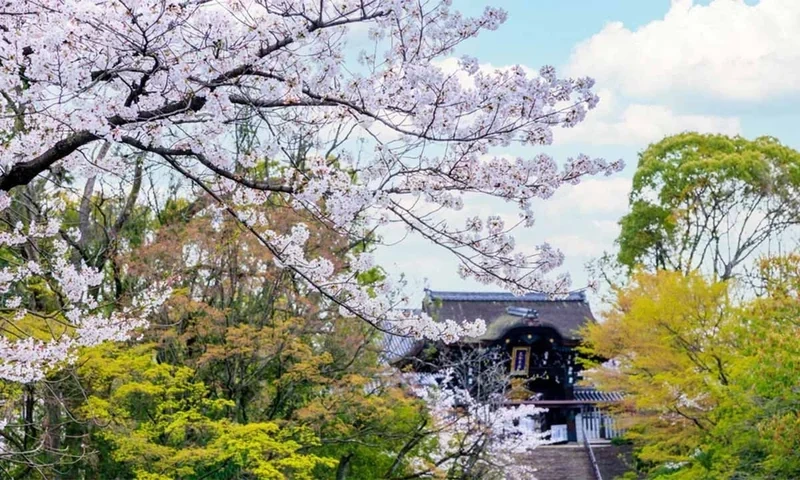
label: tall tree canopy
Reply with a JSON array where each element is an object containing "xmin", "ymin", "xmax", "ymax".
[
  {"xmin": 0, "ymin": 191, "xmax": 545, "ymax": 479},
  {"xmin": 0, "ymin": 0, "xmax": 622, "ymax": 381},
  {"xmin": 581, "ymin": 259, "xmax": 800, "ymax": 479},
  {"xmin": 617, "ymin": 133, "xmax": 800, "ymax": 280}
]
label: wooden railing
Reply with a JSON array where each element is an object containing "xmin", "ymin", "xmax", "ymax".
[
  {"xmin": 578, "ymin": 406, "xmax": 625, "ymax": 441},
  {"xmin": 583, "ymin": 435, "xmax": 603, "ymax": 480}
]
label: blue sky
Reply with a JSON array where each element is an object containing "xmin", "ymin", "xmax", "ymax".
[
  {"xmin": 455, "ymin": 1, "xmax": 676, "ymax": 66},
  {"xmin": 374, "ymin": 0, "xmax": 800, "ymax": 306}
]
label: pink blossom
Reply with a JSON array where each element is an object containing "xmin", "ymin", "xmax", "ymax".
[{"xmin": 0, "ymin": 0, "xmax": 623, "ymax": 381}]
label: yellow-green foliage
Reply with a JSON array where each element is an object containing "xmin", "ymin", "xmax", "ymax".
[
  {"xmin": 582, "ymin": 262, "xmax": 800, "ymax": 479},
  {"xmin": 78, "ymin": 343, "xmax": 335, "ymax": 479},
  {"xmin": 0, "ymin": 194, "xmax": 437, "ymax": 480}
]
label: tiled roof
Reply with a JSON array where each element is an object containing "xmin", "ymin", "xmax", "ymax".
[
  {"xmin": 424, "ymin": 289, "xmax": 595, "ymax": 342},
  {"xmin": 381, "ymin": 331, "xmax": 421, "ymax": 363},
  {"xmin": 379, "ymin": 310, "xmax": 423, "ymax": 364},
  {"xmin": 574, "ymin": 387, "xmax": 624, "ymax": 403},
  {"xmin": 425, "ymin": 290, "xmax": 587, "ymax": 302}
]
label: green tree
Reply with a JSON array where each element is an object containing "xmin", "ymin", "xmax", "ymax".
[
  {"xmin": 582, "ymin": 260, "xmax": 800, "ymax": 479},
  {"xmin": 113, "ymin": 201, "xmax": 437, "ymax": 479},
  {"xmin": 78, "ymin": 342, "xmax": 334, "ymax": 479},
  {"xmin": 579, "ymin": 270, "xmax": 736, "ymax": 474},
  {"xmin": 584, "ymin": 133, "xmax": 800, "ymax": 478},
  {"xmin": 0, "ymin": 181, "xmax": 505, "ymax": 479},
  {"xmin": 707, "ymin": 255, "xmax": 800, "ymax": 479},
  {"xmin": 617, "ymin": 133, "xmax": 800, "ymax": 280},
  {"xmin": 0, "ymin": 171, "xmax": 157, "ymax": 479}
]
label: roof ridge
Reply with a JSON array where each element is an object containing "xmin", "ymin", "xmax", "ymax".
[{"xmin": 424, "ymin": 289, "xmax": 587, "ymax": 302}]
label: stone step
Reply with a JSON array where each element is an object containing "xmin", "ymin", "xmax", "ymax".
[{"xmin": 521, "ymin": 443, "xmax": 595, "ymax": 480}]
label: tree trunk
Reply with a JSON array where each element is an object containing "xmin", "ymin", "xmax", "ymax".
[
  {"xmin": 336, "ymin": 453, "xmax": 353, "ymax": 480},
  {"xmin": 43, "ymin": 389, "xmax": 63, "ymax": 480}
]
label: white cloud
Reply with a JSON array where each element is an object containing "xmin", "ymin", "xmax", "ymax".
[
  {"xmin": 555, "ymin": 90, "xmax": 741, "ymax": 145},
  {"xmin": 543, "ymin": 177, "xmax": 632, "ymax": 216},
  {"xmin": 545, "ymin": 234, "xmax": 606, "ymax": 258},
  {"xmin": 590, "ymin": 220, "xmax": 621, "ymax": 237},
  {"xmin": 566, "ymin": 0, "xmax": 800, "ymax": 102}
]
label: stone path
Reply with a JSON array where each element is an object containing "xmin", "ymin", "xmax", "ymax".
[
  {"xmin": 522, "ymin": 443, "xmax": 595, "ymax": 480},
  {"xmin": 518, "ymin": 442, "xmax": 638, "ymax": 480}
]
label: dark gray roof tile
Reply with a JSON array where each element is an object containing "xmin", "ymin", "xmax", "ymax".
[{"xmin": 424, "ymin": 289, "xmax": 595, "ymax": 342}]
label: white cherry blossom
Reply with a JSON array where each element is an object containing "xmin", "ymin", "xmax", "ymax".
[{"xmin": 0, "ymin": 0, "xmax": 623, "ymax": 379}]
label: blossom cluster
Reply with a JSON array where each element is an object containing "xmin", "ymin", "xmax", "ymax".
[
  {"xmin": 408, "ymin": 371, "xmax": 549, "ymax": 479},
  {"xmin": 0, "ymin": 0, "xmax": 622, "ymax": 378},
  {"xmin": 0, "ymin": 200, "xmax": 169, "ymax": 382}
]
